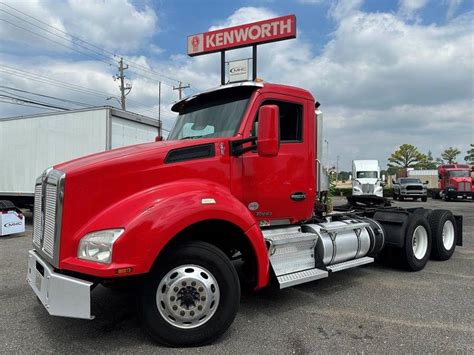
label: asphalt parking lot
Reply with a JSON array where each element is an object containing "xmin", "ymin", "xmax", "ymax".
[{"xmin": 1, "ymin": 197, "xmax": 473, "ymax": 353}]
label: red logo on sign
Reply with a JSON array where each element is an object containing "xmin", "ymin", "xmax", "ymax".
[{"xmin": 192, "ymin": 36, "xmax": 200, "ymax": 51}]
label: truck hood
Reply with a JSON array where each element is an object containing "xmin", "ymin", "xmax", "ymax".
[
  {"xmin": 55, "ymin": 138, "xmax": 220, "ymax": 174},
  {"xmin": 450, "ymin": 177, "xmax": 471, "ymax": 183},
  {"xmin": 354, "ymin": 178, "xmax": 379, "ymax": 184}
]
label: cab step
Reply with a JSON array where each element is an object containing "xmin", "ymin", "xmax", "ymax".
[
  {"xmin": 277, "ymin": 268, "xmax": 328, "ymax": 289},
  {"xmin": 326, "ymin": 256, "xmax": 374, "ymax": 273}
]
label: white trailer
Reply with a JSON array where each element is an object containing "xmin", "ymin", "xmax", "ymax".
[
  {"xmin": 352, "ymin": 160, "xmax": 384, "ymax": 197},
  {"xmin": 0, "ymin": 107, "xmax": 160, "ymax": 207}
]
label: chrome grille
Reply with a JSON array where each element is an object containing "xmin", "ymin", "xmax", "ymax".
[
  {"xmin": 361, "ymin": 184, "xmax": 375, "ymax": 194},
  {"xmin": 407, "ymin": 185, "xmax": 422, "ymax": 191},
  {"xmin": 32, "ymin": 169, "xmax": 65, "ymax": 267},
  {"xmin": 458, "ymin": 182, "xmax": 471, "ymax": 192}
]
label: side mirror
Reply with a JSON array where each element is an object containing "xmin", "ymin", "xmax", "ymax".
[
  {"xmin": 392, "ymin": 179, "xmax": 396, "ymax": 184},
  {"xmin": 425, "ymin": 180, "xmax": 429, "ymax": 185},
  {"xmin": 257, "ymin": 105, "xmax": 279, "ymax": 157},
  {"xmin": 155, "ymin": 135, "xmax": 163, "ymax": 142}
]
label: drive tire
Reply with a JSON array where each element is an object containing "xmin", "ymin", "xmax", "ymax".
[
  {"xmin": 399, "ymin": 196, "xmax": 404, "ymax": 201},
  {"xmin": 428, "ymin": 210, "xmax": 456, "ymax": 261},
  {"xmin": 401, "ymin": 213, "xmax": 432, "ymax": 271},
  {"xmin": 421, "ymin": 197, "xmax": 427, "ymax": 202},
  {"xmin": 137, "ymin": 241, "xmax": 240, "ymax": 347}
]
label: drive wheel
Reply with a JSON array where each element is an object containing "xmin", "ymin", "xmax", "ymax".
[
  {"xmin": 428, "ymin": 210, "xmax": 456, "ymax": 261},
  {"xmin": 401, "ymin": 213, "xmax": 432, "ymax": 271},
  {"xmin": 138, "ymin": 241, "xmax": 240, "ymax": 347}
]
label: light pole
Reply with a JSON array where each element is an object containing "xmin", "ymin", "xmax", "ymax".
[{"xmin": 336, "ymin": 155, "xmax": 339, "ymax": 181}]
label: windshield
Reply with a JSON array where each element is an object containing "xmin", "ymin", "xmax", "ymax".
[
  {"xmin": 168, "ymin": 87, "xmax": 254, "ymax": 140},
  {"xmin": 400, "ymin": 178, "xmax": 421, "ymax": 184},
  {"xmin": 448, "ymin": 170, "xmax": 470, "ymax": 178},
  {"xmin": 357, "ymin": 171, "xmax": 378, "ymax": 179}
]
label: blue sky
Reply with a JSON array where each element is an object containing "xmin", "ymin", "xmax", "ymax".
[{"xmin": 0, "ymin": 0, "xmax": 472, "ymax": 170}]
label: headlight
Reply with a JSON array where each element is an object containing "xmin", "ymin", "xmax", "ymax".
[{"xmin": 78, "ymin": 229, "xmax": 124, "ymax": 264}]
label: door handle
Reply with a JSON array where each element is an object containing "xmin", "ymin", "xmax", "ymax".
[{"xmin": 290, "ymin": 192, "xmax": 306, "ymax": 201}]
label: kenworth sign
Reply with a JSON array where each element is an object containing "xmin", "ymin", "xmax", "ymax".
[{"xmin": 187, "ymin": 15, "xmax": 296, "ymax": 56}]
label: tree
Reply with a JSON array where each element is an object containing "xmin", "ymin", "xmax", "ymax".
[
  {"xmin": 464, "ymin": 144, "xmax": 474, "ymax": 165},
  {"xmin": 416, "ymin": 150, "xmax": 438, "ymax": 169},
  {"xmin": 441, "ymin": 147, "xmax": 461, "ymax": 164},
  {"xmin": 388, "ymin": 144, "xmax": 424, "ymax": 169}
]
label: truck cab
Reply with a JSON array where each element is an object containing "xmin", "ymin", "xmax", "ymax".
[
  {"xmin": 351, "ymin": 160, "xmax": 384, "ymax": 197},
  {"xmin": 435, "ymin": 164, "xmax": 473, "ymax": 200},
  {"xmin": 27, "ymin": 81, "xmax": 463, "ymax": 347}
]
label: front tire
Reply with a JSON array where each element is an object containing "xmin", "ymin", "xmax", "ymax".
[
  {"xmin": 428, "ymin": 210, "xmax": 456, "ymax": 261},
  {"xmin": 421, "ymin": 196, "xmax": 427, "ymax": 202},
  {"xmin": 138, "ymin": 241, "xmax": 240, "ymax": 347},
  {"xmin": 401, "ymin": 213, "xmax": 432, "ymax": 271}
]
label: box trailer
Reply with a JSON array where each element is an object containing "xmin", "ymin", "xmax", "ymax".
[{"xmin": 0, "ymin": 107, "xmax": 160, "ymax": 208}]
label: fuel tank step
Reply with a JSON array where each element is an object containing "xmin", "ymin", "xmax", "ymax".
[
  {"xmin": 277, "ymin": 268, "xmax": 328, "ymax": 289},
  {"xmin": 263, "ymin": 226, "xmax": 317, "ymax": 277},
  {"xmin": 326, "ymin": 256, "xmax": 374, "ymax": 273}
]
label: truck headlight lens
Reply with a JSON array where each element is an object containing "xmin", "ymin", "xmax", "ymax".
[{"xmin": 78, "ymin": 229, "xmax": 124, "ymax": 264}]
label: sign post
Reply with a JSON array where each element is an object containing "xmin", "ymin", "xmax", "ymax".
[{"xmin": 187, "ymin": 15, "xmax": 296, "ymax": 85}]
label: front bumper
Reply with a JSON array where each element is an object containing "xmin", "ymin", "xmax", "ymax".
[
  {"xmin": 27, "ymin": 250, "xmax": 94, "ymax": 319},
  {"xmin": 447, "ymin": 190, "xmax": 473, "ymax": 200},
  {"xmin": 400, "ymin": 191, "xmax": 426, "ymax": 197}
]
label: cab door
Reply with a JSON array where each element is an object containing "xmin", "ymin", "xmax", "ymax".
[{"xmin": 236, "ymin": 94, "xmax": 315, "ymax": 224}]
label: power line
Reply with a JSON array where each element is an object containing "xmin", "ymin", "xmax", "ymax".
[
  {"xmin": 0, "ymin": 86, "xmax": 95, "ymax": 107},
  {"xmin": 0, "ymin": 98, "xmax": 64, "ymax": 112},
  {"xmin": 0, "ymin": 2, "xmax": 198, "ymax": 90},
  {"xmin": 0, "ymin": 94, "xmax": 70, "ymax": 110}
]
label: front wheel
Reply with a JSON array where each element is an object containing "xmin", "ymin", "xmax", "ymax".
[
  {"xmin": 138, "ymin": 241, "xmax": 240, "ymax": 347},
  {"xmin": 421, "ymin": 196, "xmax": 427, "ymax": 202}
]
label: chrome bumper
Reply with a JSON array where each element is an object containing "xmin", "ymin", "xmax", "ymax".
[{"xmin": 27, "ymin": 250, "xmax": 94, "ymax": 320}]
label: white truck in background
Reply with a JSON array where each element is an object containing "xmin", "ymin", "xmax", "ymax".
[
  {"xmin": 0, "ymin": 107, "xmax": 160, "ymax": 209},
  {"xmin": 352, "ymin": 160, "xmax": 384, "ymax": 197}
]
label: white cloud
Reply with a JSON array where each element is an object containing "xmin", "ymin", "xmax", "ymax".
[
  {"xmin": 398, "ymin": 0, "xmax": 429, "ymax": 20},
  {"xmin": 328, "ymin": 0, "xmax": 364, "ymax": 21},
  {"xmin": 444, "ymin": 0, "xmax": 464, "ymax": 19},
  {"xmin": 0, "ymin": 0, "xmax": 157, "ymax": 52}
]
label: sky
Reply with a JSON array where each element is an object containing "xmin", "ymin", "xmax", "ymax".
[{"xmin": 0, "ymin": 0, "xmax": 473, "ymax": 171}]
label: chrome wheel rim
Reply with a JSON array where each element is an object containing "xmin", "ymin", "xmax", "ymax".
[
  {"xmin": 156, "ymin": 265, "xmax": 220, "ymax": 329},
  {"xmin": 412, "ymin": 225, "xmax": 428, "ymax": 260},
  {"xmin": 442, "ymin": 220, "xmax": 455, "ymax": 250}
]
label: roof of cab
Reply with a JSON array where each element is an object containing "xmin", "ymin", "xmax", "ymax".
[{"xmin": 171, "ymin": 81, "xmax": 314, "ymax": 112}]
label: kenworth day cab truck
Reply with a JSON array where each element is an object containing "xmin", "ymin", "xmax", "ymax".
[
  {"xmin": 351, "ymin": 160, "xmax": 384, "ymax": 197},
  {"xmin": 432, "ymin": 164, "xmax": 473, "ymax": 201},
  {"xmin": 27, "ymin": 82, "xmax": 463, "ymax": 346}
]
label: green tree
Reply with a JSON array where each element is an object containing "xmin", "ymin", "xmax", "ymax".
[
  {"xmin": 464, "ymin": 144, "xmax": 474, "ymax": 164},
  {"xmin": 416, "ymin": 150, "xmax": 438, "ymax": 169},
  {"xmin": 388, "ymin": 144, "xmax": 424, "ymax": 169},
  {"xmin": 441, "ymin": 147, "xmax": 461, "ymax": 164}
]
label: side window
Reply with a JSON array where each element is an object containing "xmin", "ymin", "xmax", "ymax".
[{"xmin": 252, "ymin": 100, "xmax": 303, "ymax": 142}]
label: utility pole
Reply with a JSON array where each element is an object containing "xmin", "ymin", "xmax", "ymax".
[
  {"xmin": 158, "ymin": 81, "xmax": 162, "ymax": 139},
  {"xmin": 336, "ymin": 155, "xmax": 340, "ymax": 181},
  {"xmin": 114, "ymin": 57, "xmax": 132, "ymax": 110},
  {"xmin": 173, "ymin": 81, "xmax": 190, "ymax": 100}
]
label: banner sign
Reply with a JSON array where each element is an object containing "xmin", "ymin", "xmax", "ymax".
[
  {"xmin": 187, "ymin": 15, "xmax": 296, "ymax": 56},
  {"xmin": 228, "ymin": 59, "xmax": 249, "ymax": 82}
]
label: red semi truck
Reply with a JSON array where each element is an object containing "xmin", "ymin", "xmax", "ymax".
[
  {"xmin": 432, "ymin": 164, "xmax": 473, "ymax": 201},
  {"xmin": 27, "ymin": 82, "xmax": 463, "ymax": 346}
]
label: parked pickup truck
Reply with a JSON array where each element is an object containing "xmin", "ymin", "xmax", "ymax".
[{"xmin": 393, "ymin": 178, "xmax": 428, "ymax": 201}]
